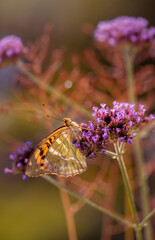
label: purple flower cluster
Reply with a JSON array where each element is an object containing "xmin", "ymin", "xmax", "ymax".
[
  {"xmin": 75, "ymin": 101, "xmax": 154, "ymax": 158},
  {"xmin": 94, "ymin": 16, "xmax": 155, "ymax": 46},
  {"xmin": 4, "ymin": 141, "xmax": 34, "ymax": 180},
  {"xmin": 0, "ymin": 35, "xmax": 27, "ymax": 65}
]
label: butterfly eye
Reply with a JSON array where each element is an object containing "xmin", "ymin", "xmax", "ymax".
[{"xmin": 64, "ymin": 118, "xmax": 72, "ymax": 127}]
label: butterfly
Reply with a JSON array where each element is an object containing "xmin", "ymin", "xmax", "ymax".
[{"xmin": 25, "ymin": 118, "xmax": 87, "ymax": 177}]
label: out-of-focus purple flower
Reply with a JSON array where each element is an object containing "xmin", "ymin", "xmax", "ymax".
[
  {"xmin": 4, "ymin": 141, "xmax": 34, "ymax": 180},
  {"xmin": 75, "ymin": 101, "xmax": 154, "ymax": 158},
  {"xmin": 0, "ymin": 35, "xmax": 27, "ymax": 66},
  {"xmin": 94, "ymin": 16, "xmax": 155, "ymax": 46}
]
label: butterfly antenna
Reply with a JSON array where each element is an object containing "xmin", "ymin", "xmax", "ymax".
[
  {"xmin": 42, "ymin": 104, "xmax": 62, "ymax": 121},
  {"xmin": 46, "ymin": 114, "xmax": 63, "ymax": 122}
]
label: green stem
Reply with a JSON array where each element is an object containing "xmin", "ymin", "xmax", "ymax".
[
  {"xmin": 119, "ymin": 142, "xmax": 125, "ymax": 154},
  {"xmin": 114, "ymin": 142, "xmax": 143, "ymax": 240},
  {"xmin": 105, "ymin": 150, "xmax": 117, "ymax": 158},
  {"xmin": 123, "ymin": 45, "xmax": 153, "ymax": 240},
  {"xmin": 139, "ymin": 209, "xmax": 155, "ymax": 229},
  {"xmin": 42, "ymin": 175, "xmax": 134, "ymax": 228},
  {"xmin": 18, "ymin": 64, "xmax": 92, "ymax": 118},
  {"xmin": 114, "ymin": 142, "xmax": 139, "ymax": 223},
  {"xmin": 136, "ymin": 229, "xmax": 143, "ymax": 240},
  {"xmin": 123, "ymin": 45, "xmax": 136, "ymax": 104}
]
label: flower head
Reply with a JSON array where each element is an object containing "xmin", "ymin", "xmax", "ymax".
[
  {"xmin": 75, "ymin": 101, "xmax": 154, "ymax": 158},
  {"xmin": 4, "ymin": 141, "xmax": 34, "ymax": 180},
  {"xmin": 0, "ymin": 35, "xmax": 27, "ymax": 66},
  {"xmin": 94, "ymin": 16, "xmax": 155, "ymax": 46}
]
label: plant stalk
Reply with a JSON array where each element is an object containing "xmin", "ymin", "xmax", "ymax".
[
  {"xmin": 59, "ymin": 178, "xmax": 78, "ymax": 240},
  {"xmin": 123, "ymin": 45, "xmax": 153, "ymax": 240},
  {"xmin": 114, "ymin": 141, "xmax": 142, "ymax": 240},
  {"xmin": 139, "ymin": 209, "xmax": 155, "ymax": 229},
  {"xmin": 123, "ymin": 45, "xmax": 136, "ymax": 103},
  {"xmin": 42, "ymin": 175, "xmax": 134, "ymax": 228}
]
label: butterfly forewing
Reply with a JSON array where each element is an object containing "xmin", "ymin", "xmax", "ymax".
[
  {"xmin": 25, "ymin": 122, "xmax": 87, "ymax": 177},
  {"xmin": 25, "ymin": 126, "xmax": 65, "ymax": 177}
]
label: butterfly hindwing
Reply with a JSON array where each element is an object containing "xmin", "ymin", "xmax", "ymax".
[
  {"xmin": 25, "ymin": 125, "xmax": 87, "ymax": 177},
  {"xmin": 45, "ymin": 129, "xmax": 87, "ymax": 177}
]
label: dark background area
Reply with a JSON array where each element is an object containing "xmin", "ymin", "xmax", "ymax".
[{"xmin": 0, "ymin": 0, "xmax": 155, "ymax": 49}]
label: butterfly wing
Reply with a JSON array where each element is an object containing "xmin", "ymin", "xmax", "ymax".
[
  {"xmin": 25, "ymin": 126, "xmax": 87, "ymax": 177},
  {"xmin": 45, "ymin": 128, "xmax": 87, "ymax": 177},
  {"xmin": 25, "ymin": 126, "xmax": 66, "ymax": 177}
]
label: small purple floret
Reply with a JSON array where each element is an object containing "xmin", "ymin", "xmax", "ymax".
[
  {"xmin": 119, "ymin": 137, "xmax": 125, "ymax": 142},
  {"xmin": 92, "ymin": 135, "xmax": 99, "ymax": 143},
  {"xmin": 24, "ymin": 158, "xmax": 28, "ymax": 164},
  {"xmin": 90, "ymin": 153, "xmax": 95, "ymax": 158},
  {"xmin": 22, "ymin": 174, "xmax": 28, "ymax": 181},
  {"xmin": 127, "ymin": 139, "xmax": 133, "ymax": 144},
  {"xmin": 101, "ymin": 149, "xmax": 106, "ymax": 154},
  {"xmin": 76, "ymin": 143, "xmax": 81, "ymax": 148},
  {"xmin": 132, "ymin": 133, "xmax": 137, "ymax": 138},
  {"xmin": 4, "ymin": 168, "xmax": 13, "ymax": 173},
  {"xmin": 9, "ymin": 152, "xmax": 17, "ymax": 160},
  {"xmin": 17, "ymin": 162, "xmax": 23, "ymax": 168}
]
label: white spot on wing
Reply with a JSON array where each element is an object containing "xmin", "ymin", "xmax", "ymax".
[
  {"xmin": 56, "ymin": 139, "xmax": 62, "ymax": 144},
  {"xmin": 49, "ymin": 147, "xmax": 61, "ymax": 156},
  {"xmin": 48, "ymin": 146, "xmax": 75, "ymax": 161}
]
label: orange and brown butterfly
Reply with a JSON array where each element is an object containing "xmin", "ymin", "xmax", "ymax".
[{"xmin": 25, "ymin": 118, "xmax": 87, "ymax": 177}]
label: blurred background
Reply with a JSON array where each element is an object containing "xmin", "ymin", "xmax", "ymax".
[
  {"xmin": 0, "ymin": 0, "xmax": 155, "ymax": 240},
  {"xmin": 0, "ymin": 0, "xmax": 155, "ymax": 50}
]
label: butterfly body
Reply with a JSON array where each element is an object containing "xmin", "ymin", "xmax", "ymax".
[{"xmin": 25, "ymin": 118, "xmax": 87, "ymax": 177}]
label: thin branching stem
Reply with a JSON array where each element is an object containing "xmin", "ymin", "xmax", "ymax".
[
  {"xmin": 119, "ymin": 142, "xmax": 125, "ymax": 154},
  {"xmin": 114, "ymin": 141, "xmax": 143, "ymax": 240},
  {"xmin": 58, "ymin": 178, "xmax": 78, "ymax": 240},
  {"xmin": 42, "ymin": 175, "xmax": 134, "ymax": 228},
  {"xmin": 105, "ymin": 150, "xmax": 117, "ymax": 158},
  {"xmin": 139, "ymin": 209, "xmax": 155, "ymax": 229}
]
